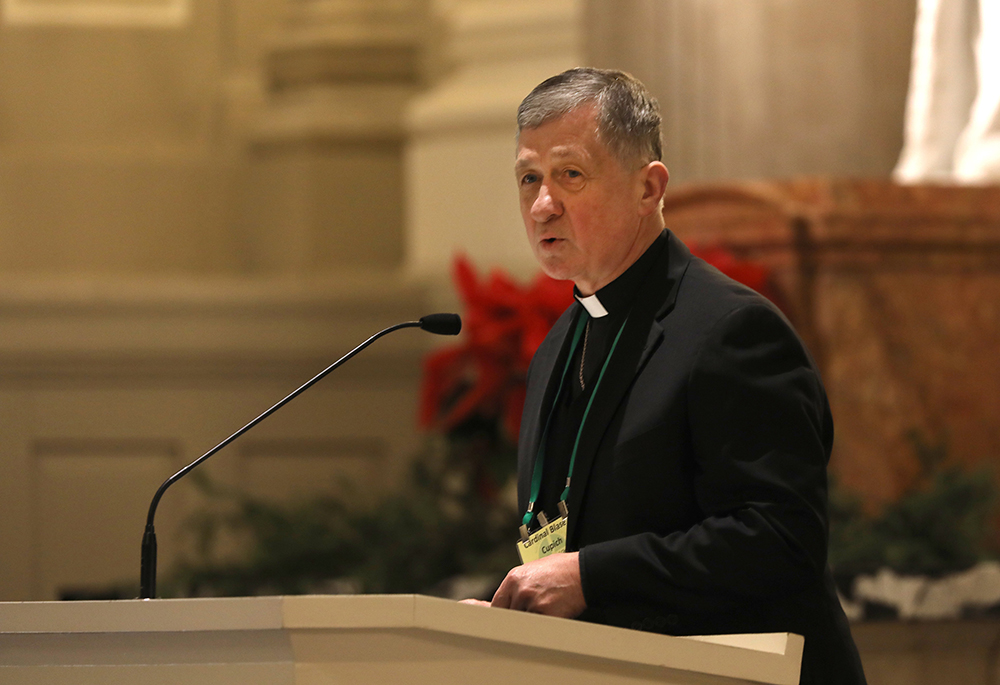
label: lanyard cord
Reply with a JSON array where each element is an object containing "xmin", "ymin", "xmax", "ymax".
[
  {"xmin": 522, "ymin": 313, "xmax": 629, "ymax": 528},
  {"xmin": 522, "ymin": 314, "xmax": 587, "ymax": 527}
]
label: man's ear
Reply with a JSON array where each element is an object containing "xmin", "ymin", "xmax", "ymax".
[{"xmin": 637, "ymin": 161, "xmax": 669, "ymax": 217}]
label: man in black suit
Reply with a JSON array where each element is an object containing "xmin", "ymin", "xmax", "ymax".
[{"xmin": 474, "ymin": 67, "xmax": 866, "ymax": 683}]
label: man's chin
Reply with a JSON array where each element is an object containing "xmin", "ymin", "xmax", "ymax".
[
  {"xmin": 533, "ymin": 253, "xmax": 576, "ymax": 282},
  {"xmin": 537, "ymin": 264, "xmax": 576, "ymax": 283}
]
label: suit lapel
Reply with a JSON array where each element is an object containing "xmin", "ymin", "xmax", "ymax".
[
  {"xmin": 566, "ymin": 232, "xmax": 693, "ymax": 545},
  {"xmin": 635, "ymin": 234, "xmax": 693, "ymax": 370}
]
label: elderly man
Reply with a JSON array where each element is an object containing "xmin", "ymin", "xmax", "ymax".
[{"xmin": 470, "ymin": 68, "xmax": 866, "ymax": 684}]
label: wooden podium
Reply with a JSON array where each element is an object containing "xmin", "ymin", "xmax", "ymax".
[{"xmin": 0, "ymin": 594, "xmax": 802, "ymax": 684}]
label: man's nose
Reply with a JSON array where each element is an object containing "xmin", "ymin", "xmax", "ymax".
[{"xmin": 531, "ymin": 183, "xmax": 562, "ymax": 222}]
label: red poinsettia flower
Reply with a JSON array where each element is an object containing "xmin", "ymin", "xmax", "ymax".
[{"xmin": 419, "ymin": 255, "xmax": 574, "ymax": 441}]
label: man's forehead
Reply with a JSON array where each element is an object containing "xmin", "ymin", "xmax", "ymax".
[{"xmin": 515, "ymin": 142, "xmax": 593, "ymax": 169}]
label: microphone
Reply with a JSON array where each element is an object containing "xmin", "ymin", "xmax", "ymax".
[
  {"xmin": 419, "ymin": 313, "xmax": 461, "ymax": 336},
  {"xmin": 139, "ymin": 313, "xmax": 462, "ymax": 599}
]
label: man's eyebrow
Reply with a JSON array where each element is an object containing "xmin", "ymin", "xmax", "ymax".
[
  {"xmin": 549, "ymin": 146, "xmax": 584, "ymax": 160},
  {"xmin": 515, "ymin": 147, "xmax": 586, "ymax": 172}
]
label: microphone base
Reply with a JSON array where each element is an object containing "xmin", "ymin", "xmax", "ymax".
[{"xmin": 140, "ymin": 525, "xmax": 157, "ymax": 599}]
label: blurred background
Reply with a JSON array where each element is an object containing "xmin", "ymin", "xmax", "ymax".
[{"xmin": 2, "ymin": 0, "xmax": 999, "ymax": 668}]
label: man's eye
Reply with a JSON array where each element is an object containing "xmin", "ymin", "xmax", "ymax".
[
  {"xmin": 520, "ymin": 173, "xmax": 539, "ymax": 185},
  {"xmin": 564, "ymin": 169, "xmax": 583, "ymax": 179}
]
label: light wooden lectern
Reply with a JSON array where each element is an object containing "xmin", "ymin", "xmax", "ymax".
[{"xmin": 0, "ymin": 594, "xmax": 802, "ymax": 684}]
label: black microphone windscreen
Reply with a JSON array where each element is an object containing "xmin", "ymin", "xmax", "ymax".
[{"xmin": 419, "ymin": 313, "xmax": 462, "ymax": 336}]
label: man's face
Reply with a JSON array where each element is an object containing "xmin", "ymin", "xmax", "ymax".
[{"xmin": 515, "ymin": 105, "xmax": 647, "ymax": 295}]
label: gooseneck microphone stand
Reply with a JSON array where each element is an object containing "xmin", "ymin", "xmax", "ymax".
[{"xmin": 139, "ymin": 314, "xmax": 461, "ymax": 599}]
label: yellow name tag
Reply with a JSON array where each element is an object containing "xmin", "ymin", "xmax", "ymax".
[{"xmin": 516, "ymin": 515, "xmax": 567, "ymax": 564}]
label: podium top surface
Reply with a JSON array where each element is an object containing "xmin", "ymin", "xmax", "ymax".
[{"xmin": 0, "ymin": 594, "xmax": 802, "ymax": 685}]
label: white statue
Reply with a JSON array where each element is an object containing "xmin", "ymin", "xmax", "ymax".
[{"xmin": 894, "ymin": 0, "xmax": 1000, "ymax": 184}]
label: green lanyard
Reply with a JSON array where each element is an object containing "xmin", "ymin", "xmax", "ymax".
[{"xmin": 521, "ymin": 312, "xmax": 629, "ymax": 528}]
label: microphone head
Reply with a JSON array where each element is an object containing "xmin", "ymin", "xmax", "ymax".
[{"xmin": 419, "ymin": 313, "xmax": 462, "ymax": 336}]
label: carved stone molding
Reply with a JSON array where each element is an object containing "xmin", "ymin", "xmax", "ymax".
[
  {"xmin": 240, "ymin": 0, "xmax": 430, "ymax": 275},
  {"xmin": 0, "ymin": 275, "xmax": 430, "ymax": 381},
  {"xmin": 254, "ymin": 0, "xmax": 427, "ymax": 146}
]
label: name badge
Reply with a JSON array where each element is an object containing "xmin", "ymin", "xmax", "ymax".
[{"xmin": 516, "ymin": 511, "xmax": 567, "ymax": 564}]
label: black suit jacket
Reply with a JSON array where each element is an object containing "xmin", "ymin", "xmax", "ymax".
[{"xmin": 517, "ymin": 231, "xmax": 866, "ymax": 684}]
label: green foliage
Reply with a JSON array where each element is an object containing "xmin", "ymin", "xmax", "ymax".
[
  {"xmin": 168, "ymin": 431, "xmax": 520, "ymax": 598},
  {"xmin": 829, "ymin": 431, "xmax": 999, "ymax": 580}
]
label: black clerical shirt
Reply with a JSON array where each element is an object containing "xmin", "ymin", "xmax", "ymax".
[{"xmin": 535, "ymin": 231, "xmax": 668, "ymax": 527}]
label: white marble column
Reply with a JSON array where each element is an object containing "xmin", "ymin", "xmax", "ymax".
[
  {"xmin": 895, "ymin": 0, "xmax": 1000, "ymax": 184},
  {"xmin": 954, "ymin": 0, "xmax": 1000, "ymax": 182},
  {"xmin": 894, "ymin": 0, "xmax": 979, "ymax": 182},
  {"xmin": 405, "ymin": 0, "xmax": 584, "ymax": 283}
]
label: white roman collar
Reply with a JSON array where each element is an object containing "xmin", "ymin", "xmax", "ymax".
[{"xmin": 576, "ymin": 293, "xmax": 609, "ymax": 318}]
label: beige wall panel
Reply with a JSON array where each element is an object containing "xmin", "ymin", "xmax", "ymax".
[
  {"xmin": 24, "ymin": 387, "xmax": 205, "ymax": 602},
  {"xmin": 34, "ymin": 445, "xmax": 178, "ymax": 600},
  {"xmin": 237, "ymin": 438, "xmax": 388, "ymax": 504},
  {"xmin": 0, "ymin": 156, "xmax": 236, "ymax": 274},
  {"xmin": 24, "ymin": 383, "xmax": 419, "ymax": 492},
  {"xmin": 6, "ymin": 377, "xmax": 422, "ymax": 601},
  {"xmin": 0, "ymin": 14, "xmax": 221, "ymax": 147},
  {"xmin": 0, "ymin": 0, "xmax": 242, "ymax": 276},
  {"xmin": 228, "ymin": 384, "xmax": 422, "ymax": 502},
  {"xmin": 0, "ymin": 391, "xmax": 33, "ymax": 601},
  {"xmin": 241, "ymin": 144, "xmax": 405, "ymax": 274},
  {"xmin": 311, "ymin": 146, "xmax": 405, "ymax": 271}
]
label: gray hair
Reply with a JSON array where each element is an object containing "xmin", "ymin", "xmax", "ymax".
[{"xmin": 517, "ymin": 67, "xmax": 662, "ymax": 167}]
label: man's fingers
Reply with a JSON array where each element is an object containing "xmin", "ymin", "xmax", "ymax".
[
  {"xmin": 490, "ymin": 563, "xmax": 548, "ymax": 613},
  {"xmin": 492, "ymin": 567, "xmax": 537, "ymax": 611},
  {"xmin": 459, "ymin": 598, "xmax": 491, "ymax": 607},
  {"xmin": 490, "ymin": 572, "xmax": 516, "ymax": 609}
]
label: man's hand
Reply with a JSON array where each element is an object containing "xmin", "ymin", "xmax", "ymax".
[{"xmin": 490, "ymin": 552, "xmax": 586, "ymax": 618}]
